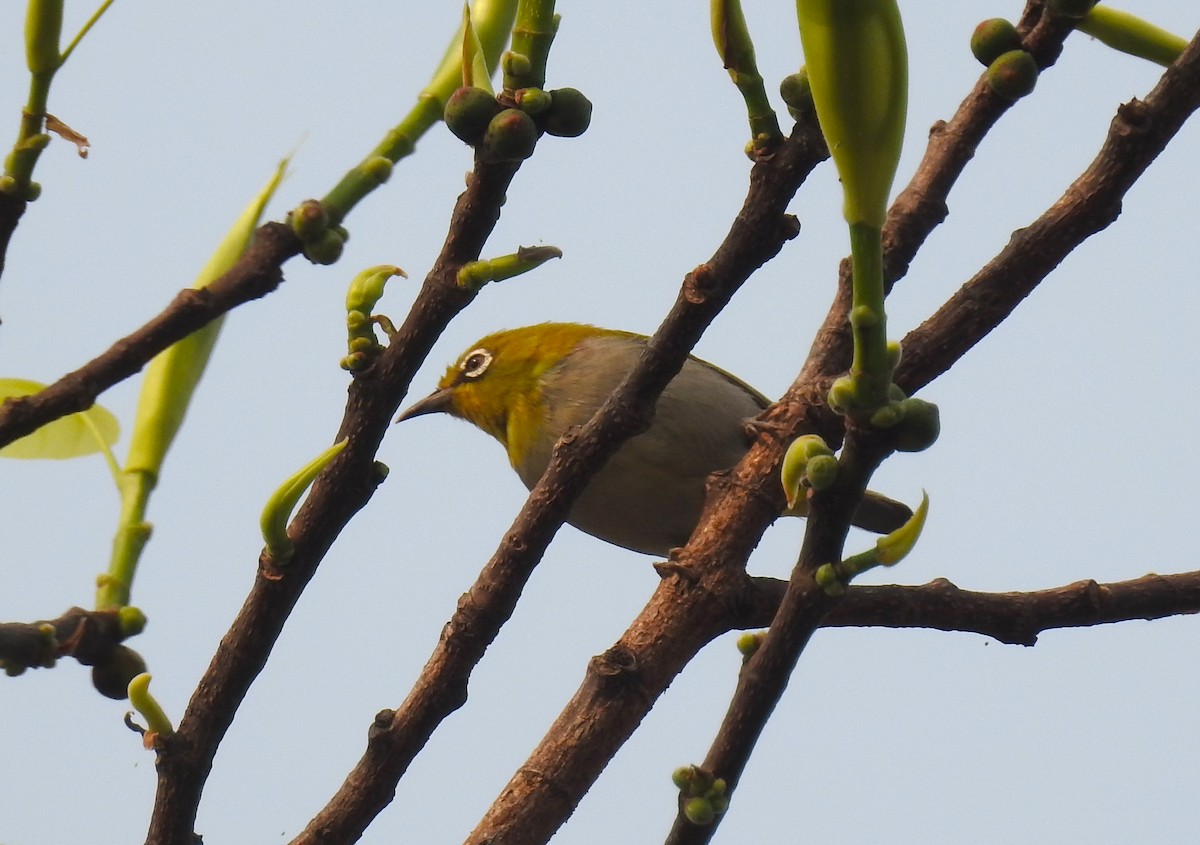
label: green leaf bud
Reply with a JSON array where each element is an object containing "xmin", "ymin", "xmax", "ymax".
[
  {"xmin": 303, "ymin": 229, "xmax": 345, "ymax": 265},
  {"xmin": 444, "ymin": 86, "xmax": 503, "ymax": 145},
  {"xmin": 870, "ymin": 400, "xmax": 905, "ymax": 429},
  {"xmin": 0, "ymin": 176, "xmax": 18, "ymax": 196},
  {"xmin": 886, "ymin": 340, "xmax": 903, "ymax": 371},
  {"xmin": 290, "ymin": 199, "xmax": 328, "ymax": 242},
  {"xmin": 543, "ymin": 88, "xmax": 593, "ymax": 138},
  {"xmin": 735, "ymin": 631, "xmax": 763, "ymax": 657},
  {"xmin": 482, "ymin": 108, "xmax": 539, "ymax": 161},
  {"xmin": 684, "ymin": 797, "xmax": 716, "ymax": 826},
  {"xmin": 672, "ymin": 766, "xmax": 694, "ymax": 790},
  {"xmin": 502, "ymin": 50, "xmax": 532, "ymax": 78},
  {"xmin": 849, "ymin": 304, "xmax": 880, "ymax": 330},
  {"xmin": 894, "ymin": 398, "xmax": 940, "ymax": 452},
  {"xmin": 987, "ymin": 50, "xmax": 1038, "ymax": 100},
  {"xmin": 827, "ymin": 375, "xmax": 860, "ymax": 415},
  {"xmin": 709, "ymin": 792, "xmax": 730, "ymax": 815},
  {"xmin": 515, "ymin": 87, "xmax": 552, "ymax": 115},
  {"xmin": 25, "ymin": 181, "xmax": 41, "ymax": 201},
  {"xmin": 362, "ymin": 155, "xmax": 393, "ymax": 185},
  {"xmin": 1049, "ymin": 0, "xmax": 1097, "ymax": 19},
  {"xmin": 804, "ymin": 454, "xmax": 839, "ymax": 491},
  {"xmin": 779, "ymin": 68, "xmax": 814, "ymax": 118},
  {"xmin": 814, "ymin": 562, "xmax": 847, "ymax": 597},
  {"xmin": 781, "ymin": 434, "xmax": 833, "ymax": 508},
  {"xmin": 970, "ymin": 19, "xmax": 1022, "ymax": 66},
  {"xmin": 118, "ymin": 606, "xmax": 147, "ymax": 637},
  {"xmin": 91, "ymin": 645, "xmax": 147, "ymax": 700}
]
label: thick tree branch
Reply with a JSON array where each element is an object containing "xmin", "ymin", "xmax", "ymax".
[
  {"xmin": 0, "ymin": 606, "xmax": 126, "ymax": 672},
  {"xmin": 0, "ymin": 221, "xmax": 301, "ymax": 448},
  {"xmin": 144, "ymin": 157, "xmax": 521, "ymax": 845},
  {"xmin": 754, "ymin": 570, "xmax": 1200, "ymax": 645}
]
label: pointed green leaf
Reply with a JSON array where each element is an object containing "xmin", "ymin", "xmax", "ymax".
[{"xmin": 0, "ymin": 378, "xmax": 119, "ymax": 459}]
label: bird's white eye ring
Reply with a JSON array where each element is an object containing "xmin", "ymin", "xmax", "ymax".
[{"xmin": 460, "ymin": 348, "xmax": 493, "ymax": 379}]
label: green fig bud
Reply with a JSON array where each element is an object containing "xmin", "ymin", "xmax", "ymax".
[
  {"xmin": 515, "ymin": 87, "xmax": 552, "ymax": 115},
  {"xmin": 290, "ymin": 199, "xmax": 328, "ymax": 242},
  {"xmin": 25, "ymin": 180, "xmax": 41, "ymax": 201},
  {"xmin": 779, "ymin": 68, "xmax": 814, "ymax": 119},
  {"xmin": 444, "ymin": 86, "xmax": 502, "ymax": 145},
  {"xmin": 672, "ymin": 766, "xmax": 694, "ymax": 790},
  {"xmin": 543, "ymin": 88, "xmax": 593, "ymax": 138},
  {"xmin": 986, "ymin": 50, "xmax": 1038, "ymax": 100},
  {"xmin": 684, "ymin": 797, "xmax": 716, "ymax": 826},
  {"xmin": 804, "ymin": 454, "xmax": 839, "ymax": 491},
  {"xmin": 970, "ymin": 19, "xmax": 1022, "ymax": 66},
  {"xmin": 894, "ymin": 398, "xmax": 940, "ymax": 452},
  {"xmin": 118, "ymin": 605, "xmax": 147, "ymax": 637},
  {"xmin": 870, "ymin": 400, "xmax": 905, "ymax": 429},
  {"xmin": 362, "ymin": 155, "xmax": 393, "ymax": 185},
  {"xmin": 1048, "ymin": 0, "xmax": 1097, "ymax": 19},
  {"xmin": 482, "ymin": 108, "xmax": 538, "ymax": 161},
  {"xmin": 502, "ymin": 50, "xmax": 532, "ymax": 78},
  {"xmin": 736, "ymin": 631, "xmax": 763, "ymax": 657},
  {"xmin": 827, "ymin": 375, "xmax": 861, "ymax": 415},
  {"xmin": 303, "ymin": 228, "xmax": 345, "ymax": 265}
]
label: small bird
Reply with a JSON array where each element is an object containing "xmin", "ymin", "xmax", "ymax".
[{"xmin": 398, "ymin": 323, "xmax": 910, "ymax": 556}]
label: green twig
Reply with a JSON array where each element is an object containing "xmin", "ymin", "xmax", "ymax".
[
  {"xmin": 59, "ymin": 0, "xmax": 118, "ymax": 64},
  {"xmin": 1078, "ymin": 5, "xmax": 1187, "ymax": 66},
  {"xmin": 711, "ymin": 0, "xmax": 783, "ymax": 150},
  {"xmin": 505, "ymin": 0, "xmax": 558, "ymax": 93},
  {"xmin": 318, "ymin": 0, "xmax": 517, "ymax": 227}
]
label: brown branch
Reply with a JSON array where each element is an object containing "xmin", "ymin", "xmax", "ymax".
[
  {"xmin": 0, "ymin": 221, "xmax": 302, "ymax": 448},
  {"xmin": 0, "ymin": 606, "xmax": 124, "ymax": 670},
  {"xmin": 144, "ymin": 157, "xmax": 521, "ymax": 845},
  {"xmin": 744, "ymin": 570, "xmax": 1200, "ymax": 646},
  {"xmin": 294, "ymin": 122, "xmax": 831, "ymax": 845},
  {"xmin": 896, "ymin": 26, "xmax": 1200, "ymax": 393},
  {"xmin": 664, "ymin": 18, "xmax": 1200, "ymax": 845}
]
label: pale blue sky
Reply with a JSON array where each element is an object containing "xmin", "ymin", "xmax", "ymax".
[{"xmin": 2, "ymin": 2, "xmax": 1198, "ymax": 843}]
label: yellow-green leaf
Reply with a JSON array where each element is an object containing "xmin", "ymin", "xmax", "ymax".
[{"xmin": 0, "ymin": 378, "xmax": 119, "ymax": 459}]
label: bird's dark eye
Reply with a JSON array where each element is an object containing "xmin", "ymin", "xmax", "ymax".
[{"xmin": 460, "ymin": 348, "xmax": 493, "ymax": 379}]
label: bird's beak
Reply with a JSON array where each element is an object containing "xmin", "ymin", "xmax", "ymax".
[{"xmin": 396, "ymin": 386, "xmax": 454, "ymax": 422}]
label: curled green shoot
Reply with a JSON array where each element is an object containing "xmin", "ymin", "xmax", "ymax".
[{"xmin": 260, "ymin": 439, "xmax": 349, "ymax": 562}]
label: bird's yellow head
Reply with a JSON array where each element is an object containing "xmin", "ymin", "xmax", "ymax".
[{"xmin": 399, "ymin": 322, "xmax": 606, "ymax": 466}]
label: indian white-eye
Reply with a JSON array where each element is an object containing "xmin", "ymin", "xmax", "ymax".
[{"xmin": 399, "ymin": 323, "xmax": 909, "ymax": 556}]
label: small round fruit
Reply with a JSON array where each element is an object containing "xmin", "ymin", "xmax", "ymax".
[
  {"xmin": 971, "ymin": 19, "xmax": 1022, "ymax": 66},
  {"xmin": 482, "ymin": 108, "xmax": 539, "ymax": 161},
  {"xmin": 986, "ymin": 50, "xmax": 1039, "ymax": 100},
  {"xmin": 543, "ymin": 88, "xmax": 593, "ymax": 138},
  {"xmin": 444, "ymin": 86, "xmax": 502, "ymax": 145}
]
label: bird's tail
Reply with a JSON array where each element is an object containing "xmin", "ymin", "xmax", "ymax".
[{"xmin": 850, "ymin": 490, "xmax": 913, "ymax": 534}]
